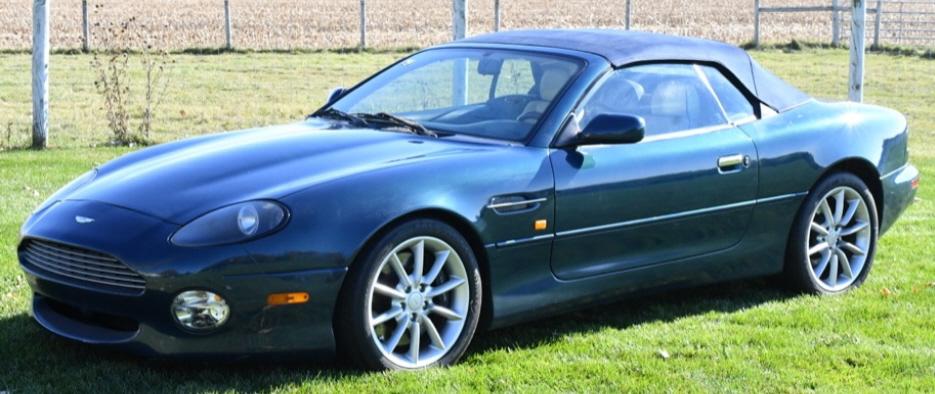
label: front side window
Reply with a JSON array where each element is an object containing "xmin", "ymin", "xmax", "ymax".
[
  {"xmin": 574, "ymin": 63, "xmax": 728, "ymax": 138},
  {"xmin": 330, "ymin": 48, "xmax": 583, "ymax": 141}
]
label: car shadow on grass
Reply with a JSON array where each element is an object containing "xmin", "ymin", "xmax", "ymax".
[
  {"xmin": 467, "ymin": 277, "xmax": 797, "ymax": 356},
  {"xmin": 0, "ymin": 278, "xmax": 797, "ymax": 392}
]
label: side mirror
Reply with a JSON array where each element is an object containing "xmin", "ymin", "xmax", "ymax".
[
  {"xmin": 326, "ymin": 87, "xmax": 347, "ymax": 105},
  {"xmin": 572, "ymin": 114, "xmax": 645, "ymax": 146}
]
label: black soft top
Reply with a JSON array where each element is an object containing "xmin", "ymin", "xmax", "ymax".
[{"xmin": 459, "ymin": 29, "xmax": 809, "ymax": 112}]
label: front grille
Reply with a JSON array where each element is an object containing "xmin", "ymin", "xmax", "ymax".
[{"xmin": 20, "ymin": 239, "xmax": 146, "ymax": 294}]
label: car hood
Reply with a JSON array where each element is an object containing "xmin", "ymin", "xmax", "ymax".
[{"xmin": 65, "ymin": 120, "xmax": 499, "ymax": 224}]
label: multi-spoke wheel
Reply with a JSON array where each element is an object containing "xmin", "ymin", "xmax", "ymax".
[
  {"xmin": 787, "ymin": 173, "xmax": 878, "ymax": 294},
  {"xmin": 337, "ymin": 219, "xmax": 482, "ymax": 370}
]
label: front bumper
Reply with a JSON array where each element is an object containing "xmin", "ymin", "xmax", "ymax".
[{"xmin": 19, "ymin": 200, "xmax": 346, "ymax": 358}]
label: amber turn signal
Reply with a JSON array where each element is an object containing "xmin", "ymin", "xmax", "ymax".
[
  {"xmin": 534, "ymin": 219, "xmax": 548, "ymax": 231},
  {"xmin": 267, "ymin": 292, "xmax": 310, "ymax": 306}
]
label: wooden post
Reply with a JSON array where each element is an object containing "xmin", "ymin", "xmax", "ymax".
[
  {"xmin": 81, "ymin": 0, "xmax": 90, "ymax": 52},
  {"xmin": 873, "ymin": 0, "xmax": 882, "ymax": 49},
  {"xmin": 493, "ymin": 0, "xmax": 500, "ymax": 32},
  {"xmin": 359, "ymin": 0, "xmax": 367, "ymax": 48},
  {"xmin": 224, "ymin": 0, "xmax": 232, "ymax": 50},
  {"xmin": 832, "ymin": 0, "xmax": 841, "ymax": 46},
  {"xmin": 849, "ymin": 0, "xmax": 866, "ymax": 103},
  {"xmin": 625, "ymin": 0, "xmax": 631, "ymax": 30},
  {"xmin": 32, "ymin": 0, "xmax": 49, "ymax": 149},
  {"xmin": 753, "ymin": 0, "xmax": 760, "ymax": 48}
]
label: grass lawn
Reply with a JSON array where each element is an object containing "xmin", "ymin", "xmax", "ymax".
[{"xmin": 1, "ymin": 48, "xmax": 934, "ymax": 392}]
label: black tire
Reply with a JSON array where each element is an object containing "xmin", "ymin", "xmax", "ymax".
[
  {"xmin": 336, "ymin": 219, "xmax": 482, "ymax": 370},
  {"xmin": 785, "ymin": 172, "xmax": 879, "ymax": 294}
]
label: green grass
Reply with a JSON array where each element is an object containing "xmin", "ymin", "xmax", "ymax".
[{"xmin": 1, "ymin": 48, "xmax": 935, "ymax": 392}]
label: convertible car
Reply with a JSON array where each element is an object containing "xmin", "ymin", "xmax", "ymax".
[{"xmin": 19, "ymin": 30, "xmax": 918, "ymax": 370}]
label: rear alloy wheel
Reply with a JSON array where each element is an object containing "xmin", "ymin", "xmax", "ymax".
[
  {"xmin": 787, "ymin": 173, "xmax": 878, "ymax": 294},
  {"xmin": 338, "ymin": 219, "xmax": 481, "ymax": 370}
]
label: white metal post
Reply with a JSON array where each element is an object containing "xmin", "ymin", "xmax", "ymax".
[
  {"xmin": 360, "ymin": 0, "xmax": 367, "ymax": 48},
  {"xmin": 873, "ymin": 0, "xmax": 882, "ymax": 49},
  {"xmin": 224, "ymin": 0, "xmax": 232, "ymax": 49},
  {"xmin": 452, "ymin": 0, "xmax": 468, "ymax": 106},
  {"xmin": 81, "ymin": 0, "xmax": 90, "ymax": 52},
  {"xmin": 32, "ymin": 0, "xmax": 49, "ymax": 149},
  {"xmin": 494, "ymin": 0, "xmax": 500, "ymax": 32},
  {"xmin": 625, "ymin": 0, "xmax": 632, "ymax": 30},
  {"xmin": 753, "ymin": 0, "xmax": 761, "ymax": 47},
  {"xmin": 849, "ymin": 0, "xmax": 866, "ymax": 102},
  {"xmin": 832, "ymin": 0, "xmax": 841, "ymax": 46}
]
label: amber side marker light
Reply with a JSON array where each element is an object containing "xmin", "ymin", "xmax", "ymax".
[
  {"xmin": 534, "ymin": 219, "xmax": 548, "ymax": 231},
  {"xmin": 267, "ymin": 292, "xmax": 310, "ymax": 306}
]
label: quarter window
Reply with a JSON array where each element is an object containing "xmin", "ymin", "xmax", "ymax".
[
  {"xmin": 576, "ymin": 63, "xmax": 728, "ymax": 138},
  {"xmin": 700, "ymin": 66, "xmax": 756, "ymax": 123}
]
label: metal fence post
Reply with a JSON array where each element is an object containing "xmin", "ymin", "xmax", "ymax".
[
  {"xmin": 81, "ymin": 0, "xmax": 90, "ymax": 52},
  {"xmin": 872, "ymin": 0, "xmax": 882, "ymax": 48},
  {"xmin": 360, "ymin": 0, "xmax": 367, "ymax": 48},
  {"xmin": 625, "ymin": 0, "xmax": 632, "ymax": 30},
  {"xmin": 753, "ymin": 0, "xmax": 760, "ymax": 47},
  {"xmin": 494, "ymin": 0, "xmax": 500, "ymax": 32},
  {"xmin": 32, "ymin": 0, "xmax": 50, "ymax": 149},
  {"xmin": 849, "ymin": 0, "xmax": 866, "ymax": 103},
  {"xmin": 832, "ymin": 0, "xmax": 841, "ymax": 46},
  {"xmin": 224, "ymin": 0, "xmax": 232, "ymax": 50},
  {"xmin": 453, "ymin": 0, "xmax": 467, "ymax": 40},
  {"xmin": 453, "ymin": 0, "xmax": 468, "ymax": 106}
]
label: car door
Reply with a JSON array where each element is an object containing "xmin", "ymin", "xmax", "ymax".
[{"xmin": 549, "ymin": 63, "xmax": 759, "ymax": 280}]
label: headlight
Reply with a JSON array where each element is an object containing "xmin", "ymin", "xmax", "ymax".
[
  {"xmin": 170, "ymin": 200, "xmax": 288, "ymax": 247},
  {"xmin": 171, "ymin": 290, "xmax": 230, "ymax": 331}
]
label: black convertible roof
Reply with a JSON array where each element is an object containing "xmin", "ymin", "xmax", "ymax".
[{"xmin": 460, "ymin": 29, "xmax": 809, "ymax": 112}]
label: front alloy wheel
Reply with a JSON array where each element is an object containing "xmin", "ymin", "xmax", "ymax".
[
  {"xmin": 337, "ymin": 219, "xmax": 482, "ymax": 370},
  {"xmin": 367, "ymin": 236, "xmax": 470, "ymax": 367}
]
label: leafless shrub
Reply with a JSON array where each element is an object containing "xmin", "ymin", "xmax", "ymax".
[
  {"xmin": 3, "ymin": 122, "xmax": 14, "ymax": 150},
  {"xmin": 90, "ymin": 12, "xmax": 172, "ymax": 146}
]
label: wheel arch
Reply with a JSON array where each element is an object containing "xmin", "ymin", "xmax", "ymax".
[
  {"xmin": 339, "ymin": 208, "xmax": 495, "ymax": 332},
  {"xmin": 821, "ymin": 158, "xmax": 884, "ymax": 221}
]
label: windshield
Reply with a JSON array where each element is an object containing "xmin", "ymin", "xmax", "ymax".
[{"xmin": 327, "ymin": 48, "xmax": 583, "ymax": 141}]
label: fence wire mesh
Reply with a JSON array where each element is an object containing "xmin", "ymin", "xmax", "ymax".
[{"xmin": 2, "ymin": 0, "xmax": 933, "ymax": 51}]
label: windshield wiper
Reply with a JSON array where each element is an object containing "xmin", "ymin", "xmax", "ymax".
[
  {"xmin": 355, "ymin": 112, "xmax": 437, "ymax": 137},
  {"xmin": 310, "ymin": 108, "xmax": 367, "ymax": 126}
]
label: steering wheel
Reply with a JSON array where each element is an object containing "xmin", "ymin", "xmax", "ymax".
[
  {"xmin": 487, "ymin": 94, "xmax": 535, "ymax": 118},
  {"xmin": 517, "ymin": 111, "xmax": 543, "ymax": 123}
]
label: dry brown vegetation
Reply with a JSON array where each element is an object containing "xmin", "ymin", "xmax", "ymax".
[{"xmin": 0, "ymin": 0, "xmax": 893, "ymax": 50}]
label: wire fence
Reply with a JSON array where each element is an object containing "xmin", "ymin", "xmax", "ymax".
[
  {"xmin": 2, "ymin": 0, "xmax": 934, "ymax": 52},
  {"xmin": 756, "ymin": 0, "xmax": 935, "ymax": 47}
]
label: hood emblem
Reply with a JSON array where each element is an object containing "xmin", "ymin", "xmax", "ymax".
[{"xmin": 75, "ymin": 216, "xmax": 95, "ymax": 224}]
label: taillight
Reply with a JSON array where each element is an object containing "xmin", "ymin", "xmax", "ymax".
[{"xmin": 912, "ymin": 176, "xmax": 920, "ymax": 190}]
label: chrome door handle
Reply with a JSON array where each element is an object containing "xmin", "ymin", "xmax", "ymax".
[{"xmin": 717, "ymin": 154, "xmax": 749, "ymax": 172}]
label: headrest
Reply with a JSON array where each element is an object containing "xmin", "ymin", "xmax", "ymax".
[
  {"xmin": 538, "ymin": 64, "xmax": 575, "ymax": 100},
  {"xmin": 651, "ymin": 80, "xmax": 696, "ymax": 117}
]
